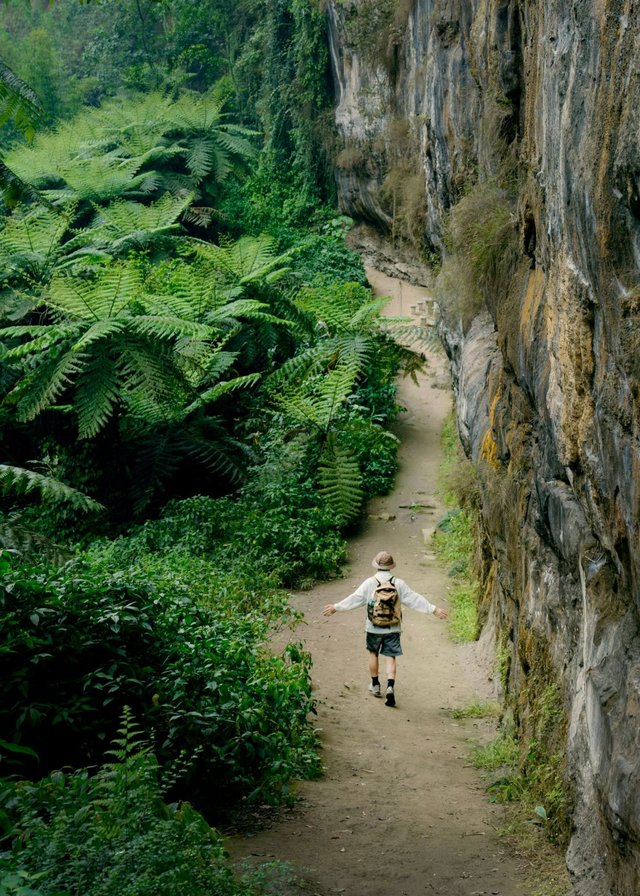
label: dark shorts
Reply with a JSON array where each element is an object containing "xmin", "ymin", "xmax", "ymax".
[{"xmin": 366, "ymin": 632, "xmax": 403, "ymax": 657}]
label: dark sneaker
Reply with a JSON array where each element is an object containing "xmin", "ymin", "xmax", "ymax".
[
  {"xmin": 385, "ymin": 686, "xmax": 395, "ymax": 707},
  {"xmin": 368, "ymin": 682, "xmax": 381, "ymax": 697}
]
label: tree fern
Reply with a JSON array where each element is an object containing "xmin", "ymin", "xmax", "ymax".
[
  {"xmin": 0, "ymin": 207, "xmax": 69, "ymax": 283},
  {"xmin": 317, "ymin": 435, "xmax": 364, "ymax": 525},
  {"xmin": 47, "ymin": 263, "xmax": 144, "ymax": 320},
  {"xmin": 85, "ymin": 192, "xmax": 193, "ymax": 253},
  {"xmin": 194, "ymin": 234, "xmax": 291, "ymax": 285}
]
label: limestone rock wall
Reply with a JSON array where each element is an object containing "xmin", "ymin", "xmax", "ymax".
[{"xmin": 328, "ymin": 2, "xmax": 640, "ymax": 893}]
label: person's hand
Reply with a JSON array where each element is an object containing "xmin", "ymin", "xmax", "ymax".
[
  {"xmin": 434, "ymin": 607, "xmax": 448, "ymax": 619},
  {"xmin": 322, "ymin": 604, "xmax": 337, "ymax": 616}
]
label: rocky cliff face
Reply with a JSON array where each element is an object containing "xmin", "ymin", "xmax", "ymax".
[{"xmin": 328, "ymin": 2, "xmax": 640, "ymax": 893}]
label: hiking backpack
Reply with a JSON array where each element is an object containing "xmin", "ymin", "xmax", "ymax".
[{"xmin": 367, "ymin": 576, "xmax": 402, "ymax": 628}]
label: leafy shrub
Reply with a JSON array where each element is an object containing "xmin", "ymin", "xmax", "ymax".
[
  {"xmin": 287, "ymin": 228, "xmax": 367, "ymax": 286},
  {"xmin": 0, "ymin": 559, "xmax": 320, "ymax": 814},
  {"xmin": 102, "ymin": 479, "xmax": 348, "ymax": 589},
  {"xmin": 338, "ymin": 418, "xmax": 399, "ymax": 497},
  {"xmin": 0, "ymin": 716, "xmax": 260, "ymax": 896}
]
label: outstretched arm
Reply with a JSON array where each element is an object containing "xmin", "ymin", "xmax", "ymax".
[
  {"xmin": 399, "ymin": 581, "xmax": 448, "ymax": 618},
  {"xmin": 321, "ymin": 579, "xmax": 372, "ymax": 617}
]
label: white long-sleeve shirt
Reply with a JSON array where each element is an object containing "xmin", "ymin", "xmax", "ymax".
[{"xmin": 333, "ymin": 569, "xmax": 436, "ymax": 633}]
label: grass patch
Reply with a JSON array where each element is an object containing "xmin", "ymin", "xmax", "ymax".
[
  {"xmin": 433, "ymin": 412, "xmax": 482, "ymax": 644},
  {"xmin": 451, "ymin": 699, "xmax": 501, "ymax": 720},
  {"xmin": 472, "ymin": 733, "xmax": 520, "ymax": 771},
  {"xmin": 446, "ymin": 581, "xmax": 479, "ymax": 642},
  {"xmin": 467, "ymin": 728, "xmax": 571, "ymax": 895}
]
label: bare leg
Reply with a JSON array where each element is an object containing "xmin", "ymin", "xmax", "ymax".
[
  {"xmin": 384, "ymin": 656, "xmax": 397, "ymax": 706},
  {"xmin": 368, "ymin": 651, "xmax": 379, "ymax": 678},
  {"xmin": 385, "ymin": 656, "xmax": 396, "ymax": 681}
]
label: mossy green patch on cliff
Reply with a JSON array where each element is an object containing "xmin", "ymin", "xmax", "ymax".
[
  {"xmin": 434, "ymin": 412, "xmax": 482, "ymax": 642},
  {"xmin": 515, "ymin": 631, "xmax": 572, "ymax": 846},
  {"xmin": 437, "ymin": 179, "xmax": 519, "ymax": 328}
]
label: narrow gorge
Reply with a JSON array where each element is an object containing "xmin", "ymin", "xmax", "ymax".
[{"xmin": 326, "ymin": 2, "xmax": 640, "ymax": 894}]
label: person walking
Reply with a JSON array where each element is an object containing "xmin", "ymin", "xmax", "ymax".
[{"xmin": 322, "ymin": 550, "xmax": 448, "ymax": 707}]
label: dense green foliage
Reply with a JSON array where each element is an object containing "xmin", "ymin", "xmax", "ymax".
[
  {"xmin": 0, "ymin": 551, "xmax": 320, "ymax": 811},
  {"xmin": 0, "ymin": 0, "xmax": 336, "ymax": 217},
  {"xmin": 0, "ymin": 714, "xmax": 265, "ymax": 896},
  {"xmin": 0, "ymin": 3, "xmax": 428, "ymax": 891}
]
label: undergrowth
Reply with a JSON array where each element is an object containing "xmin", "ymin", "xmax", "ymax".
[{"xmin": 433, "ymin": 412, "xmax": 480, "ymax": 642}]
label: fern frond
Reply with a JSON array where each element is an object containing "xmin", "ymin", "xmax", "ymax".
[
  {"xmin": 213, "ymin": 125, "xmax": 258, "ymax": 162},
  {"xmin": 195, "ymin": 235, "xmax": 289, "ymax": 285},
  {"xmin": 0, "ymin": 323, "xmax": 77, "ymax": 359},
  {"xmin": 330, "ymin": 333, "xmax": 374, "ymax": 374},
  {"xmin": 181, "ymin": 205, "xmax": 216, "ymax": 228},
  {"xmin": 182, "ymin": 424, "xmax": 252, "ymax": 483},
  {"xmin": 74, "ymin": 348, "xmax": 121, "ymax": 438},
  {"xmin": 119, "ymin": 339, "xmax": 185, "ymax": 414},
  {"xmin": 168, "ymin": 89, "xmax": 224, "ymax": 132},
  {"xmin": 0, "ymin": 59, "xmax": 44, "ymax": 139},
  {"xmin": 0, "ymin": 464, "xmax": 103, "ymax": 511},
  {"xmin": 52, "ymin": 158, "xmax": 150, "ymax": 205},
  {"xmin": 128, "ymin": 315, "xmax": 211, "ymax": 342},
  {"xmin": 49, "ymin": 264, "xmax": 144, "ymax": 320},
  {"xmin": 294, "ymin": 285, "xmax": 359, "ymax": 331},
  {"xmin": 0, "ymin": 158, "xmax": 44, "ymax": 207},
  {"xmin": 0, "ymin": 514, "xmax": 74, "ymax": 563},
  {"xmin": 186, "ymin": 373, "xmax": 260, "ymax": 412},
  {"xmin": 202, "ymin": 350, "xmax": 238, "ymax": 379},
  {"xmin": 185, "ymin": 136, "xmax": 215, "ymax": 180},
  {"xmin": 349, "ymin": 296, "xmax": 391, "ymax": 329},
  {"xmin": 310, "ymin": 364, "xmax": 360, "ymax": 431},
  {"xmin": 104, "ymin": 706, "xmax": 150, "ymax": 761},
  {"xmin": 89, "ymin": 192, "xmax": 192, "ymax": 250},
  {"xmin": 317, "ymin": 436, "xmax": 363, "ymax": 525},
  {"xmin": 0, "ymin": 207, "xmax": 67, "ymax": 277},
  {"xmin": 265, "ymin": 344, "xmax": 331, "ymax": 390},
  {"xmin": 14, "ymin": 349, "xmax": 87, "ymax": 422},
  {"xmin": 205, "ymin": 298, "xmax": 270, "ymax": 324},
  {"xmin": 381, "ymin": 320, "xmax": 442, "ymax": 352},
  {"xmin": 127, "ymin": 430, "xmax": 185, "ymax": 513}
]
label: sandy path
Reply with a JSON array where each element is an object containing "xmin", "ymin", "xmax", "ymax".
[{"xmin": 226, "ymin": 269, "xmax": 528, "ymax": 896}]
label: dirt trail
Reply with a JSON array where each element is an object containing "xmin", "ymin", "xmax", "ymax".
[{"xmin": 227, "ymin": 269, "xmax": 529, "ymax": 896}]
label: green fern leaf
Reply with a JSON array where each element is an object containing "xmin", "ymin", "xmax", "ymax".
[
  {"xmin": 15, "ymin": 349, "xmax": 87, "ymax": 422},
  {"xmin": 0, "ymin": 59, "xmax": 44, "ymax": 139},
  {"xmin": 187, "ymin": 373, "xmax": 261, "ymax": 411},
  {"xmin": 74, "ymin": 348, "xmax": 121, "ymax": 438},
  {"xmin": 48, "ymin": 264, "xmax": 144, "ymax": 320},
  {"xmin": 317, "ymin": 436, "xmax": 363, "ymax": 525},
  {"xmin": 128, "ymin": 315, "xmax": 211, "ymax": 342},
  {"xmin": 186, "ymin": 136, "xmax": 215, "ymax": 180},
  {"xmin": 0, "ymin": 463, "xmax": 103, "ymax": 511},
  {"xmin": 311, "ymin": 364, "xmax": 360, "ymax": 431},
  {"xmin": 88, "ymin": 193, "xmax": 192, "ymax": 250}
]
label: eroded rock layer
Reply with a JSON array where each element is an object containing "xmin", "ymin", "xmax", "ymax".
[{"xmin": 328, "ymin": 2, "xmax": 640, "ymax": 893}]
